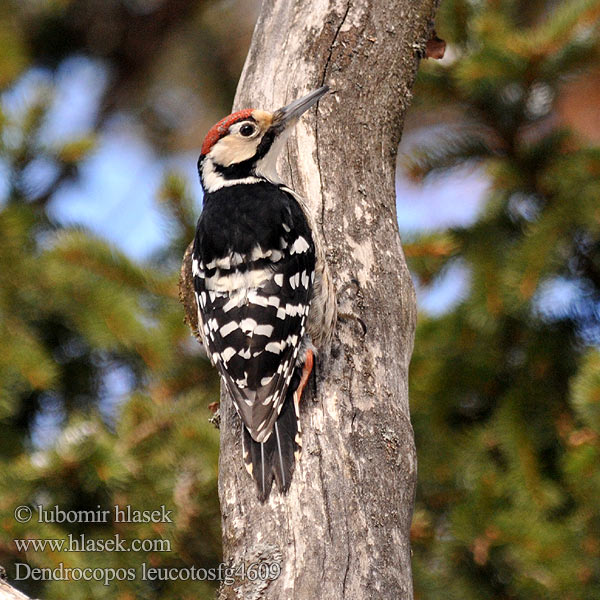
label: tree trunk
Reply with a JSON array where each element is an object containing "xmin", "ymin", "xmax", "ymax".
[
  {"xmin": 183, "ymin": 0, "xmax": 438, "ymax": 598},
  {"xmin": 0, "ymin": 574, "xmax": 32, "ymax": 600}
]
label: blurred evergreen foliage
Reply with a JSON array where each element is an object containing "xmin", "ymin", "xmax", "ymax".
[
  {"xmin": 0, "ymin": 2, "xmax": 230, "ymax": 598},
  {"xmin": 404, "ymin": 1, "xmax": 600, "ymax": 598}
]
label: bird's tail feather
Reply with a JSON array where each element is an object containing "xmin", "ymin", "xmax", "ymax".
[{"xmin": 242, "ymin": 369, "xmax": 302, "ymax": 502}]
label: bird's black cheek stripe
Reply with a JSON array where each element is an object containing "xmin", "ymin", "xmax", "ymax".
[
  {"xmin": 211, "ymin": 128, "xmax": 278, "ymax": 180},
  {"xmin": 254, "ymin": 128, "xmax": 278, "ymax": 160},
  {"xmin": 213, "ymin": 158, "xmax": 254, "ymax": 180}
]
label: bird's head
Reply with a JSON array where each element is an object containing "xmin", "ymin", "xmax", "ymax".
[{"xmin": 198, "ymin": 86, "xmax": 329, "ymax": 193}]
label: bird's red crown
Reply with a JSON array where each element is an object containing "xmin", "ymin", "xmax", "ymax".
[{"xmin": 201, "ymin": 109, "xmax": 255, "ymax": 156}]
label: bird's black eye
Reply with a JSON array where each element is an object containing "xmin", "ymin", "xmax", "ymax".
[{"xmin": 240, "ymin": 123, "xmax": 256, "ymax": 137}]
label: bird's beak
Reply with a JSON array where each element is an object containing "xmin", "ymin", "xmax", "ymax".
[{"xmin": 272, "ymin": 86, "xmax": 329, "ymax": 129}]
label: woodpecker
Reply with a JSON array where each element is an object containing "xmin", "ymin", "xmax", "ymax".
[{"xmin": 192, "ymin": 86, "xmax": 336, "ymax": 501}]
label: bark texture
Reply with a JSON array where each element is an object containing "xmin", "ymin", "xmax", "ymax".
[
  {"xmin": 0, "ymin": 575, "xmax": 32, "ymax": 600},
  {"xmin": 181, "ymin": 0, "xmax": 438, "ymax": 598}
]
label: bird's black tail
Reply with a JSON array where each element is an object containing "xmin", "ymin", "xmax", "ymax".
[{"xmin": 241, "ymin": 369, "xmax": 302, "ymax": 502}]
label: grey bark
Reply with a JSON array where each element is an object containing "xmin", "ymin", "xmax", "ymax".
[
  {"xmin": 0, "ymin": 573, "xmax": 34, "ymax": 600},
  {"xmin": 181, "ymin": 0, "xmax": 437, "ymax": 598}
]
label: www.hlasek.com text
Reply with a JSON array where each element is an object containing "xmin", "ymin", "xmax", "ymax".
[{"xmin": 14, "ymin": 533, "xmax": 170, "ymax": 553}]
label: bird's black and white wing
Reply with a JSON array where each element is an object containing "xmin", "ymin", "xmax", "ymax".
[{"xmin": 192, "ymin": 182, "xmax": 315, "ymax": 444}]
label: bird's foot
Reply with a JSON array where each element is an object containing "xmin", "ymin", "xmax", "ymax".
[
  {"xmin": 336, "ymin": 278, "xmax": 367, "ymax": 335},
  {"xmin": 338, "ymin": 311, "xmax": 367, "ymax": 335},
  {"xmin": 337, "ymin": 278, "xmax": 359, "ymax": 297},
  {"xmin": 208, "ymin": 401, "xmax": 220, "ymax": 429}
]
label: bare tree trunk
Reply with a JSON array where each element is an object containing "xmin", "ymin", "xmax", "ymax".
[
  {"xmin": 182, "ymin": 0, "xmax": 437, "ymax": 598},
  {"xmin": 0, "ymin": 574, "xmax": 33, "ymax": 600}
]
